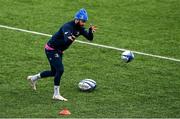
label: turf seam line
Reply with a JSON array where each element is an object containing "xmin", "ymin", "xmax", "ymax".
[{"xmin": 0, "ymin": 24, "xmax": 180, "ymax": 63}]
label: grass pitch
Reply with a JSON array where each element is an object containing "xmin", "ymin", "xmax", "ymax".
[{"xmin": 0, "ymin": 0, "xmax": 180, "ymax": 118}]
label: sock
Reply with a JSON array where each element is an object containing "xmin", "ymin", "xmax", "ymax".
[
  {"xmin": 54, "ymin": 85, "xmax": 60, "ymax": 96},
  {"xmin": 31, "ymin": 73, "xmax": 41, "ymax": 81}
]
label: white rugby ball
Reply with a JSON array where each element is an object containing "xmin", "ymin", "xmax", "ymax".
[
  {"xmin": 121, "ymin": 50, "xmax": 134, "ymax": 63},
  {"xmin": 78, "ymin": 79, "xmax": 96, "ymax": 91}
]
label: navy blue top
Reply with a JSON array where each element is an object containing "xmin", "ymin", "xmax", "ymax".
[{"xmin": 47, "ymin": 20, "xmax": 93, "ymax": 51}]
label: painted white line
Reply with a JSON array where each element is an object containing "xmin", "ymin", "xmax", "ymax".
[
  {"xmin": 0, "ymin": 25, "xmax": 51, "ymax": 37},
  {"xmin": 0, "ymin": 24, "xmax": 180, "ymax": 63}
]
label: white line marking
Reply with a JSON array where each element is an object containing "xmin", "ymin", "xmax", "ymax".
[{"xmin": 0, "ymin": 24, "xmax": 180, "ymax": 63}]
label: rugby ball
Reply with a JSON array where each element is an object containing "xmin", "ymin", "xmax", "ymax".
[
  {"xmin": 78, "ymin": 79, "xmax": 96, "ymax": 91},
  {"xmin": 121, "ymin": 50, "xmax": 134, "ymax": 63}
]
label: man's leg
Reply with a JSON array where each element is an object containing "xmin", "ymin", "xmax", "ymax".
[
  {"xmin": 27, "ymin": 50, "xmax": 56, "ymax": 90},
  {"xmin": 50, "ymin": 53, "xmax": 67, "ymax": 101},
  {"xmin": 40, "ymin": 65, "xmax": 56, "ymax": 78}
]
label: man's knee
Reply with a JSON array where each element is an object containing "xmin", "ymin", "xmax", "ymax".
[
  {"xmin": 58, "ymin": 67, "xmax": 64, "ymax": 74},
  {"xmin": 54, "ymin": 64, "xmax": 64, "ymax": 74},
  {"xmin": 56, "ymin": 63, "xmax": 64, "ymax": 73}
]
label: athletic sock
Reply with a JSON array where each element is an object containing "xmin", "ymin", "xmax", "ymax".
[
  {"xmin": 54, "ymin": 85, "xmax": 60, "ymax": 96},
  {"xmin": 31, "ymin": 73, "xmax": 41, "ymax": 81}
]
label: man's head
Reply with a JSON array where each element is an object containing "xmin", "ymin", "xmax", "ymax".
[{"xmin": 74, "ymin": 8, "xmax": 88, "ymax": 27}]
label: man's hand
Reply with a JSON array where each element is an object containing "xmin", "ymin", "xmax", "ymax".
[{"xmin": 90, "ymin": 24, "xmax": 97, "ymax": 32}]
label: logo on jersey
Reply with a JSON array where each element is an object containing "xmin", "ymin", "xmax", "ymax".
[
  {"xmin": 75, "ymin": 31, "xmax": 80, "ymax": 36},
  {"xmin": 64, "ymin": 32, "xmax": 68, "ymax": 35},
  {"xmin": 54, "ymin": 53, "xmax": 59, "ymax": 58}
]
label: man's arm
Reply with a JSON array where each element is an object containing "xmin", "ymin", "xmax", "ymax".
[
  {"xmin": 81, "ymin": 25, "xmax": 97, "ymax": 41},
  {"xmin": 81, "ymin": 27, "xmax": 94, "ymax": 41}
]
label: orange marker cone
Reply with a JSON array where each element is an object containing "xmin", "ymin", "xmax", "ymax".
[{"xmin": 59, "ymin": 108, "xmax": 71, "ymax": 115}]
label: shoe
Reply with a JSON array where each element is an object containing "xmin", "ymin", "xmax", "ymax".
[
  {"xmin": 52, "ymin": 95, "xmax": 68, "ymax": 101},
  {"xmin": 27, "ymin": 76, "xmax": 37, "ymax": 90}
]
